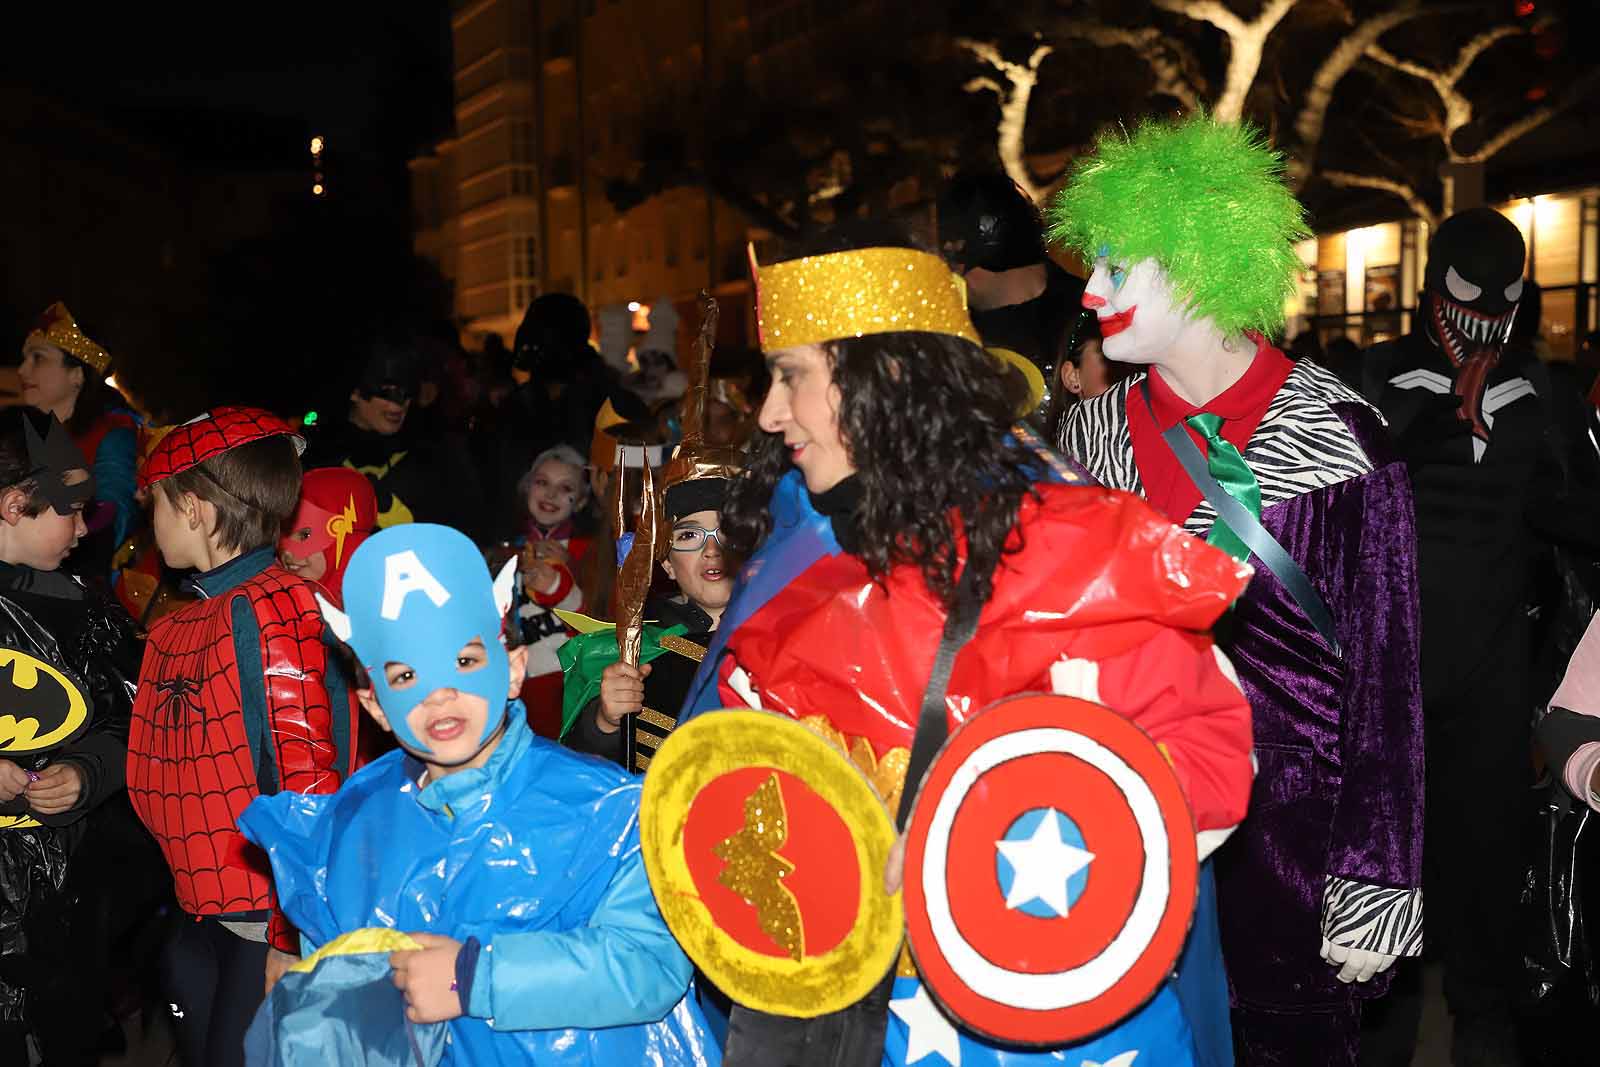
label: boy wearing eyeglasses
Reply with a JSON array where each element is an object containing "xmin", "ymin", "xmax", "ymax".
[{"xmin": 562, "ymin": 478, "xmax": 733, "ymax": 768}]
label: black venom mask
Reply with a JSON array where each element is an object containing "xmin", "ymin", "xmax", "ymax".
[{"xmin": 1422, "ymin": 208, "xmax": 1526, "ymax": 449}]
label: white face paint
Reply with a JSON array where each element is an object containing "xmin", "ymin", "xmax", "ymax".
[{"xmin": 1081, "ymin": 257, "xmax": 1192, "ymax": 366}]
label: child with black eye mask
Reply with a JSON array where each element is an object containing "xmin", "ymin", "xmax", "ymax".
[
  {"xmin": 0, "ymin": 407, "xmax": 145, "ymax": 1066},
  {"xmin": 511, "ymin": 444, "xmax": 595, "ymax": 737}
]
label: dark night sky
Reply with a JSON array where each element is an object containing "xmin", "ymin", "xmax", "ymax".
[
  {"xmin": 4, "ymin": 6, "xmax": 458, "ymax": 418},
  {"xmin": 5, "ymin": 6, "xmax": 453, "ymax": 204}
]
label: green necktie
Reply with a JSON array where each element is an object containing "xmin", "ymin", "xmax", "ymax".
[{"xmin": 1185, "ymin": 413, "xmax": 1261, "ymax": 563}]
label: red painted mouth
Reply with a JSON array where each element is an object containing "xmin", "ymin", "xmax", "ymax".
[{"xmin": 1098, "ymin": 305, "xmax": 1137, "ymax": 338}]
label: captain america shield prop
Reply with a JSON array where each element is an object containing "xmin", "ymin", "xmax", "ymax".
[{"xmin": 902, "ymin": 693, "xmax": 1198, "ymax": 1046}]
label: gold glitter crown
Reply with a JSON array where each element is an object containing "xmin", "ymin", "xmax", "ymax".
[
  {"xmin": 25, "ymin": 302, "xmax": 112, "ymax": 377},
  {"xmin": 750, "ymin": 244, "xmax": 981, "ymax": 352}
]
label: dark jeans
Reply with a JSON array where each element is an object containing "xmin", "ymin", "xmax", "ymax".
[
  {"xmin": 159, "ymin": 915, "xmax": 269, "ymax": 1067},
  {"xmin": 1363, "ymin": 627, "xmax": 1530, "ymax": 1066},
  {"xmin": 723, "ymin": 974, "xmax": 894, "ymax": 1067}
]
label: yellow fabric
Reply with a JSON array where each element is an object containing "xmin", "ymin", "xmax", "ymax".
[
  {"xmin": 990, "ymin": 346, "xmax": 1047, "ymax": 417},
  {"xmin": 288, "ymin": 927, "xmax": 426, "ymax": 974},
  {"xmin": 751, "ymin": 245, "xmax": 981, "ymax": 352},
  {"xmin": 552, "ymin": 609, "xmax": 615, "ymax": 635}
]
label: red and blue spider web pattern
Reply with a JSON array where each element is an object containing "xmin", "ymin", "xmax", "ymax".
[
  {"xmin": 252, "ymin": 570, "xmax": 341, "ymax": 800},
  {"xmin": 138, "ymin": 407, "xmax": 293, "ymax": 488},
  {"xmin": 128, "ymin": 599, "xmax": 266, "ymax": 915},
  {"xmin": 127, "ymin": 570, "xmax": 341, "ymax": 916}
]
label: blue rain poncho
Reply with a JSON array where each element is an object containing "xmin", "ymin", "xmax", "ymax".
[{"xmin": 239, "ymin": 706, "xmax": 720, "ymax": 1066}]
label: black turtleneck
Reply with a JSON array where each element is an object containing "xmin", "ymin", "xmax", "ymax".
[{"xmin": 808, "ymin": 475, "xmax": 864, "ymax": 555}]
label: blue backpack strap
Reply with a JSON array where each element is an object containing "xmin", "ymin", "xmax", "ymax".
[{"xmin": 232, "ymin": 594, "xmax": 281, "ymax": 795}]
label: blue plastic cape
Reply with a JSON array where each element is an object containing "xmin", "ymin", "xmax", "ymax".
[
  {"xmin": 239, "ymin": 707, "xmax": 720, "ymax": 1066},
  {"xmin": 245, "ymin": 930, "xmax": 448, "ymax": 1067},
  {"xmin": 335, "ymin": 524, "xmax": 510, "ymax": 753}
]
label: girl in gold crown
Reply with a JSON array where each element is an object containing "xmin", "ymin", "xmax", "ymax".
[
  {"xmin": 661, "ymin": 222, "xmax": 1257, "ymax": 1067},
  {"xmin": 18, "ymin": 303, "xmax": 141, "ymax": 574}
]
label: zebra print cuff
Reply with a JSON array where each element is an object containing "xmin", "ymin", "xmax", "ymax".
[{"xmin": 1321, "ymin": 876, "xmax": 1423, "ymax": 957}]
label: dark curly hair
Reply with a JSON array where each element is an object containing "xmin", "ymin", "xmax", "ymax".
[{"xmin": 723, "ymin": 222, "xmax": 1039, "ymax": 609}]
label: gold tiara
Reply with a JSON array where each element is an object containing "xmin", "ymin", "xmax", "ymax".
[
  {"xmin": 25, "ymin": 302, "xmax": 112, "ymax": 377},
  {"xmin": 750, "ymin": 244, "xmax": 981, "ymax": 352}
]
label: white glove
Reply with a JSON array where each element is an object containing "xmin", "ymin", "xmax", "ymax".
[{"xmin": 1320, "ymin": 937, "xmax": 1398, "ymax": 984}]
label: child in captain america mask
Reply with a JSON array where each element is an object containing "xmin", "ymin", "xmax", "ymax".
[
  {"xmin": 321, "ymin": 523, "xmax": 524, "ymax": 770},
  {"xmin": 240, "ymin": 523, "xmax": 718, "ymax": 1065}
]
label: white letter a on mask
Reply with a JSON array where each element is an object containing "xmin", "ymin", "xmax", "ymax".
[{"xmin": 381, "ymin": 550, "xmax": 451, "ymax": 620}]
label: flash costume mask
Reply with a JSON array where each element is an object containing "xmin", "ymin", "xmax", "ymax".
[{"xmin": 321, "ymin": 524, "xmax": 517, "ymax": 758}]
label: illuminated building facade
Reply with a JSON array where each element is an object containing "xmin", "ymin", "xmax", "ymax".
[{"xmin": 414, "ymin": 0, "xmax": 838, "ymax": 349}]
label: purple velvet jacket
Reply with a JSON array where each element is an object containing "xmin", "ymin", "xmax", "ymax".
[{"xmin": 1062, "ymin": 359, "xmax": 1425, "ymax": 1010}]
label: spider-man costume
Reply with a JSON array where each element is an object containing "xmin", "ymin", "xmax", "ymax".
[
  {"xmin": 127, "ymin": 555, "xmax": 343, "ymax": 940},
  {"xmin": 128, "ymin": 408, "xmax": 346, "ymax": 956}
]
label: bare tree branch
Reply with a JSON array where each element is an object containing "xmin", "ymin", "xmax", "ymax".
[
  {"xmin": 1053, "ymin": 20, "xmax": 1202, "ymax": 111},
  {"xmin": 956, "ymin": 37, "xmax": 1055, "ymax": 201},
  {"xmin": 1155, "ymin": 0, "xmax": 1301, "ymax": 122},
  {"xmin": 1322, "ymin": 169, "xmax": 1438, "ymax": 230},
  {"xmin": 1363, "ymin": 17, "xmax": 1547, "ymax": 158},
  {"xmin": 1461, "ymin": 66, "xmax": 1600, "ymax": 164},
  {"xmin": 1285, "ymin": 0, "xmax": 1444, "ymax": 190},
  {"xmin": 1364, "ymin": 43, "xmax": 1438, "ymax": 84}
]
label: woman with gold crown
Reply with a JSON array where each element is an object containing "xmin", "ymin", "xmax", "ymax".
[
  {"xmin": 18, "ymin": 303, "xmax": 141, "ymax": 574},
  {"xmin": 655, "ymin": 220, "xmax": 1258, "ymax": 1066}
]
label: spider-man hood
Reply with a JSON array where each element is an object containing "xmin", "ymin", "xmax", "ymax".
[
  {"xmin": 319, "ymin": 524, "xmax": 516, "ymax": 757},
  {"xmin": 280, "ymin": 467, "xmax": 379, "ymax": 604}
]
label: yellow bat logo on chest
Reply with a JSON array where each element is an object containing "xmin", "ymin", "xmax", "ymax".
[{"xmin": 0, "ymin": 649, "xmax": 90, "ymax": 754}]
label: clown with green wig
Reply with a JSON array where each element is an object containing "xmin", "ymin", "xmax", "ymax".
[{"xmin": 1058, "ymin": 114, "xmax": 1424, "ymax": 1067}]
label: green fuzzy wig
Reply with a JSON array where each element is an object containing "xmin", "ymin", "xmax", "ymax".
[{"xmin": 1048, "ymin": 114, "xmax": 1309, "ymax": 337}]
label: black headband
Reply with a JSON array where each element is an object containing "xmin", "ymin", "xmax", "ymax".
[{"xmin": 664, "ymin": 478, "xmax": 729, "ymax": 523}]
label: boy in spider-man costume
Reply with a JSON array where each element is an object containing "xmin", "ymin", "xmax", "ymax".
[{"xmin": 127, "ymin": 407, "xmax": 356, "ymax": 1067}]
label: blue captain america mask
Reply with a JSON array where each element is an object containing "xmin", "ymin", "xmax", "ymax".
[{"xmin": 318, "ymin": 524, "xmax": 519, "ymax": 757}]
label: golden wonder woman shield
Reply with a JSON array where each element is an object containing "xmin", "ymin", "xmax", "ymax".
[{"xmin": 640, "ymin": 710, "xmax": 903, "ymax": 1017}]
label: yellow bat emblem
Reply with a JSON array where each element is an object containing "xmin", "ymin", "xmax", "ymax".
[{"xmin": 0, "ymin": 649, "xmax": 90, "ymax": 754}]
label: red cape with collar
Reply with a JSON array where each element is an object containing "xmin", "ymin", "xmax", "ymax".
[{"xmin": 715, "ymin": 481, "xmax": 1256, "ymax": 835}]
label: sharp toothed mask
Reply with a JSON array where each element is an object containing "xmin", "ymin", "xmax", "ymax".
[{"xmin": 1423, "ymin": 208, "xmax": 1526, "ymax": 367}]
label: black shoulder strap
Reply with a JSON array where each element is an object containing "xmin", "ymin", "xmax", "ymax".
[
  {"xmin": 1140, "ymin": 380, "xmax": 1342, "ymax": 658},
  {"xmin": 895, "ymin": 554, "xmax": 993, "ymax": 830}
]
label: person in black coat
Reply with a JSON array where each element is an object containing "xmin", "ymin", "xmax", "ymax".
[
  {"xmin": 302, "ymin": 341, "xmax": 489, "ymax": 541},
  {"xmin": 0, "ymin": 407, "xmax": 149, "ymax": 1065}
]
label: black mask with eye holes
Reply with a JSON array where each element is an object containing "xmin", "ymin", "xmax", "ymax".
[
  {"xmin": 1423, "ymin": 207, "xmax": 1527, "ymax": 364},
  {"xmin": 23, "ymin": 412, "xmax": 94, "ymax": 516}
]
